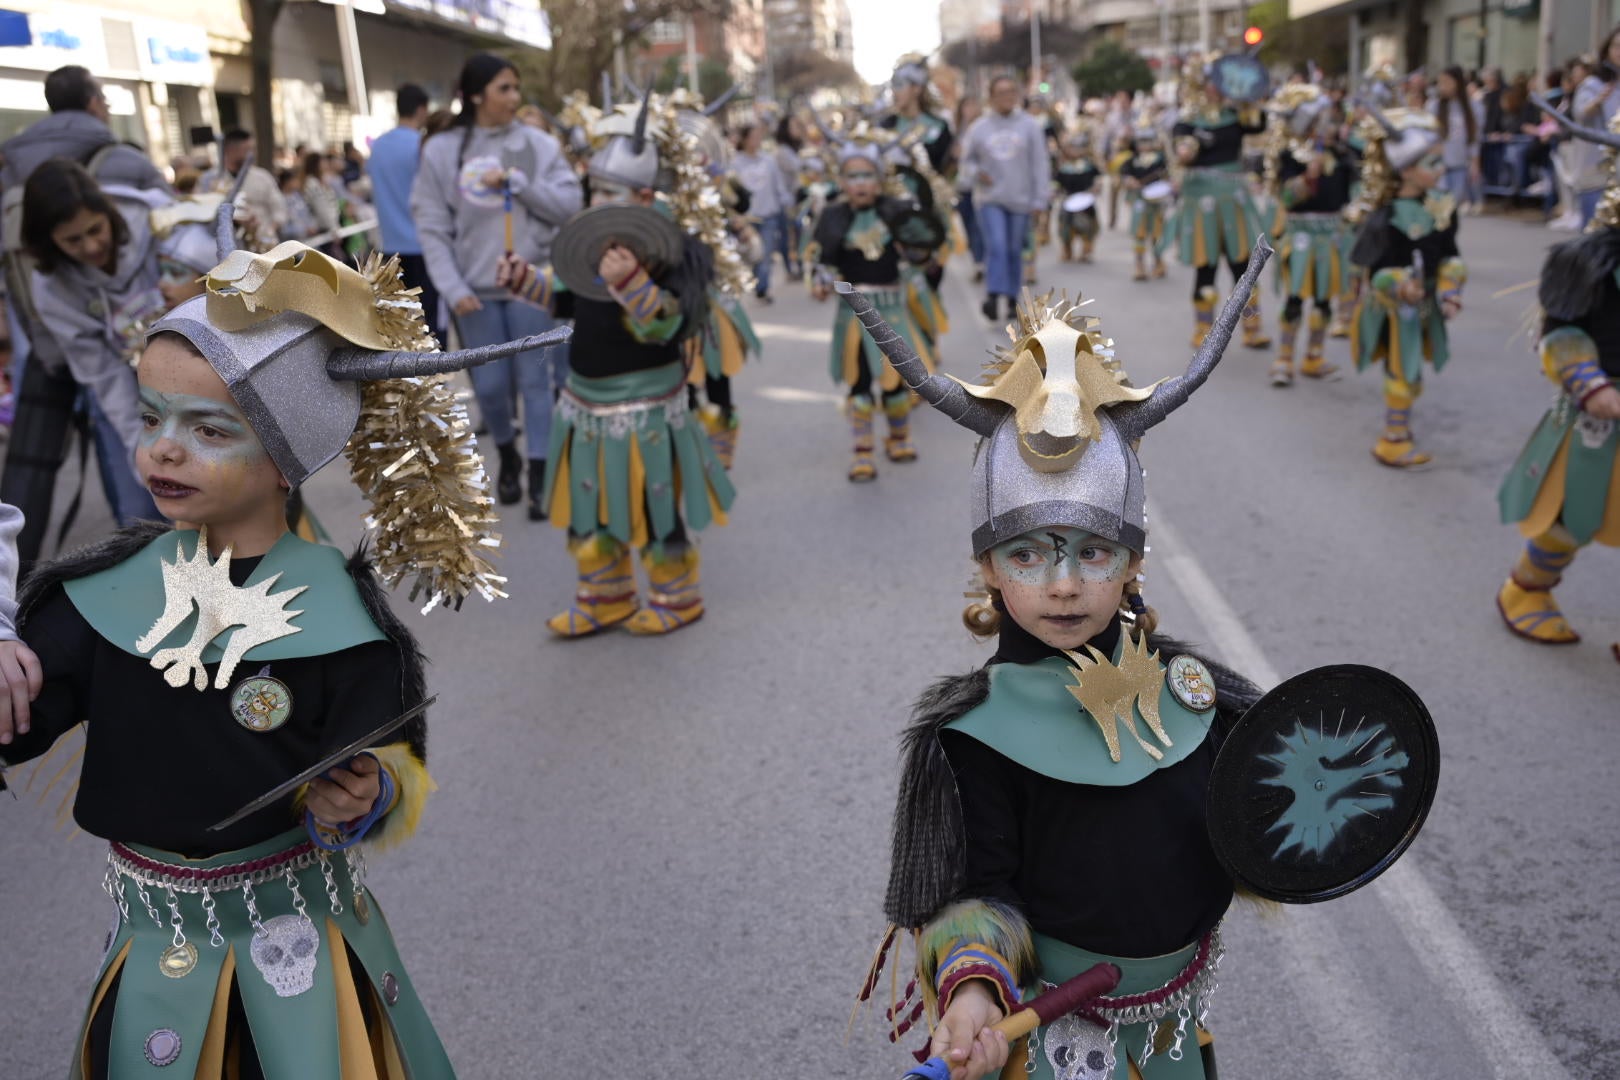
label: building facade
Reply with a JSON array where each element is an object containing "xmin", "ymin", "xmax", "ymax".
[
  {"xmin": 1290, "ymin": 0, "xmax": 1614, "ymax": 79},
  {"xmin": 640, "ymin": 1, "xmax": 767, "ymax": 90},
  {"xmin": 0, "ymin": 0, "xmax": 550, "ymax": 175}
]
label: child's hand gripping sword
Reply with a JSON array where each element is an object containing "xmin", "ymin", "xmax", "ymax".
[{"xmin": 899, "ymin": 962, "xmax": 1121, "ymax": 1080}]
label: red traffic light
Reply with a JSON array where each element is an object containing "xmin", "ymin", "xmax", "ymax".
[{"xmin": 1243, "ymin": 26, "xmax": 1263, "ymax": 46}]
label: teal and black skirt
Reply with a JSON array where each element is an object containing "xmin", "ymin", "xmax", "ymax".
[
  {"xmin": 544, "ymin": 360, "xmax": 736, "ymax": 548},
  {"xmin": 76, "ymin": 829, "xmax": 451, "ymax": 1079},
  {"xmin": 1164, "ymin": 165, "xmax": 1267, "ymax": 268}
]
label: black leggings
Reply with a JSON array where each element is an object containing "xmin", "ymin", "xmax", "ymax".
[
  {"xmin": 848, "ymin": 356, "xmax": 912, "ymax": 405},
  {"xmin": 1282, "ymin": 296, "xmax": 1334, "ymax": 321},
  {"xmin": 687, "ymin": 376, "xmax": 734, "ymax": 417},
  {"xmin": 1193, "ymin": 256, "xmax": 1250, "ymax": 299}
]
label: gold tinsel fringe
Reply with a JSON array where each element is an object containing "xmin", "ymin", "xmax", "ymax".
[
  {"xmin": 655, "ymin": 98, "xmax": 756, "ymax": 298},
  {"xmin": 344, "ymin": 254, "xmax": 506, "ymax": 613}
]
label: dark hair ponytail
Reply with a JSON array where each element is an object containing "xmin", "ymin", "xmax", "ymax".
[
  {"xmin": 455, "ymin": 53, "xmax": 518, "ymax": 165},
  {"xmin": 21, "ymin": 158, "xmax": 129, "ymax": 275}
]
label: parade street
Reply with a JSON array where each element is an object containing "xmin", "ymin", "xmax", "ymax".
[{"xmin": 2, "ymin": 211, "xmax": 1616, "ymax": 1079}]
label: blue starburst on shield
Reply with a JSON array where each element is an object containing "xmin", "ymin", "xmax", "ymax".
[{"xmin": 1258, "ymin": 711, "xmax": 1409, "ymax": 860}]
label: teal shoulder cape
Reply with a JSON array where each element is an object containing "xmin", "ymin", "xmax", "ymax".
[{"xmin": 63, "ymin": 528, "xmax": 385, "ymax": 665}]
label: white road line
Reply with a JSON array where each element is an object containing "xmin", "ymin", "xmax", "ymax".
[
  {"xmin": 753, "ymin": 323, "xmax": 832, "ymax": 343},
  {"xmin": 753, "ymin": 386, "xmax": 847, "ymax": 405},
  {"xmin": 1151, "ymin": 515, "xmax": 1573, "ymax": 1080}
]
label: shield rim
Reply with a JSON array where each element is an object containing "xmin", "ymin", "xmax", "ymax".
[
  {"xmin": 1210, "ymin": 54, "xmax": 1274, "ymax": 104},
  {"xmin": 551, "ymin": 203, "xmax": 685, "ymax": 302},
  {"xmin": 1206, "ymin": 663, "xmax": 1439, "ymax": 904}
]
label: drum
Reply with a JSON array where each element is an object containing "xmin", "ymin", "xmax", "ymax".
[
  {"xmin": 1142, "ymin": 179, "xmax": 1174, "ymax": 203},
  {"xmin": 1061, "ymin": 192, "xmax": 1096, "ymax": 213}
]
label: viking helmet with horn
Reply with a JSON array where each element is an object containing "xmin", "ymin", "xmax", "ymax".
[
  {"xmin": 836, "ymin": 238, "xmax": 1273, "ymax": 555},
  {"xmin": 147, "ymin": 219, "xmax": 571, "ymax": 608},
  {"xmin": 590, "ymin": 87, "xmax": 662, "ymax": 190}
]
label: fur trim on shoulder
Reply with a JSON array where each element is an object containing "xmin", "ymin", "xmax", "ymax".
[
  {"xmin": 1540, "ymin": 228, "xmax": 1620, "ymax": 323},
  {"xmin": 16, "ymin": 521, "xmax": 169, "ymax": 623},
  {"xmin": 346, "ymin": 541, "xmax": 427, "ymax": 763},
  {"xmin": 885, "ymin": 668, "xmax": 991, "ymax": 929},
  {"xmin": 1144, "ymin": 632, "xmax": 1264, "ymax": 740}
]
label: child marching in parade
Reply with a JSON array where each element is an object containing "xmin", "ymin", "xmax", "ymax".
[
  {"xmin": 1121, "ymin": 122, "xmax": 1172, "ymax": 282},
  {"xmin": 837, "ymin": 231, "xmax": 1439, "ymax": 1078},
  {"xmin": 1265, "ymin": 83, "xmax": 1354, "ymax": 386},
  {"xmin": 806, "ymin": 127, "xmax": 946, "ymax": 482},
  {"xmin": 1167, "ymin": 54, "xmax": 1273, "ymax": 349},
  {"xmin": 0, "ymin": 211, "xmax": 565, "ymax": 1077},
  {"xmin": 1496, "ymin": 106, "xmax": 1620, "ymax": 647},
  {"xmin": 1349, "ymin": 105, "xmax": 1467, "ymax": 468},
  {"xmin": 500, "ymin": 92, "xmax": 736, "ymax": 636},
  {"xmin": 1054, "ymin": 125, "xmax": 1102, "ymax": 265}
]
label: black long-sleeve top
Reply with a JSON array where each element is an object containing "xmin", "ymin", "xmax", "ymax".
[
  {"xmin": 1279, "ymin": 147, "xmax": 1354, "ymax": 213},
  {"xmin": 1173, "ymin": 114, "xmax": 1264, "ymax": 169},
  {"xmin": 940, "ymin": 616, "xmax": 1235, "ymax": 958},
  {"xmin": 813, "ymin": 198, "xmax": 908, "ymax": 285},
  {"xmin": 3, "ymin": 558, "xmax": 404, "ymax": 857},
  {"xmin": 1350, "ymin": 198, "xmax": 1461, "ymax": 282}
]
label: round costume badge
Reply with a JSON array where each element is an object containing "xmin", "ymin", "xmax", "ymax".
[
  {"xmin": 159, "ymin": 942, "xmax": 198, "ymax": 979},
  {"xmin": 144, "ymin": 1028, "xmax": 182, "ymax": 1067},
  {"xmin": 1165, "ymin": 655, "xmax": 1218, "ymax": 712},
  {"xmin": 230, "ymin": 676, "xmax": 293, "ymax": 733}
]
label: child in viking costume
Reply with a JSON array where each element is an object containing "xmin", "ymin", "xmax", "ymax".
[
  {"xmin": 1265, "ymin": 84, "xmax": 1355, "ymax": 386},
  {"xmin": 881, "ymin": 54, "xmax": 958, "ymax": 303},
  {"xmin": 1496, "ymin": 106, "xmax": 1620, "ymax": 646},
  {"xmin": 1054, "ymin": 127, "xmax": 1102, "ymax": 264},
  {"xmin": 0, "ymin": 207, "xmax": 564, "ymax": 1077},
  {"xmin": 1167, "ymin": 54, "xmax": 1273, "ymax": 348},
  {"xmin": 1348, "ymin": 105, "xmax": 1466, "ymax": 468},
  {"xmin": 499, "ymin": 93, "xmax": 735, "ymax": 637},
  {"xmin": 1120, "ymin": 122, "xmax": 1171, "ymax": 281},
  {"xmin": 838, "ymin": 239, "xmax": 1440, "ymax": 1080},
  {"xmin": 807, "ymin": 134, "xmax": 941, "ymax": 482}
]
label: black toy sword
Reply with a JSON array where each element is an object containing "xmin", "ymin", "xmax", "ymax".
[{"xmin": 208, "ymin": 696, "xmax": 436, "ymax": 832}]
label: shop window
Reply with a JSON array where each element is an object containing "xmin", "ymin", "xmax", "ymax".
[
  {"xmin": 164, "ymin": 98, "xmax": 183, "ymax": 158},
  {"xmin": 324, "ymin": 100, "xmax": 354, "ymax": 147}
]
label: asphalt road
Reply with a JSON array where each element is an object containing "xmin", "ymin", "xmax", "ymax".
[{"xmin": 1, "ymin": 206, "xmax": 1615, "ymax": 1079}]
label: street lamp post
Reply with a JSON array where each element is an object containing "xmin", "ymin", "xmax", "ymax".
[{"xmin": 1029, "ymin": 0, "xmax": 1042, "ymax": 93}]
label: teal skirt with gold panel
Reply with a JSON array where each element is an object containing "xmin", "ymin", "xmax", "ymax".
[
  {"xmin": 74, "ymin": 830, "xmax": 451, "ymax": 1079},
  {"xmin": 1276, "ymin": 213, "xmax": 1349, "ymax": 302},
  {"xmin": 1164, "ymin": 165, "xmax": 1267, "ymax": 268},
  {"xmin": 830, "ymin": 285, "xmax": 936, "ymax": 394},
  {"xmin": 1499, "ymin": 398, "xmax": 1620, "ymax": 547},
  {"xmin": 543, "ymin": 361, "xmax": 736, "ymax": 547}
]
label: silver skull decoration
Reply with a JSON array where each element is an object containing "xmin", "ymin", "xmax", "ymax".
[
  {"xmin": 251, "ymin": 914, "xmax": 320, "ymax": 997},
  {"xmin": 1042, "ymin": 1013, "xmax": 1115, "ymax": 1080}
]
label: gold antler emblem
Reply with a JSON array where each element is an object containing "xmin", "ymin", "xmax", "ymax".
[{"xmin": 1062, "ymin": 631, "xmax": 1172, "ymax": 763}]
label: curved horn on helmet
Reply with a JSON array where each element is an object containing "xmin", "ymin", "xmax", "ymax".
[
  {"xmin": 213, "ymin": 152, "xmax": 254, "ymax": 259},
  {"xmin": 703, "ymin": 83, "xmax": 739, "ymax": 116},
  {"xmin": 1352, "ymin": 97, "xmax": 1400, "ymax": 138},
  {"xmin": 834, "ymin": 282, "xmax": 1006, "ymax": 438},
  {"xmin": 622, "ymin": 72, "xmax": 644, "ymax": 101},
  {"xmin": 808, "ymin": 108, "xmax": 842, "ymax": 146},
  {"xmin": 631, "ymin": 86, "xmax": 654, "ymax": 154},
  {"xmin": 1531, "ymin": 93, "xmax": 1620, "ymax": 149},
  {"xmin": 327, "ymin": 325, "xmax": 574, "ymax": 381},
  {"xmin": 1112, "ymin": 237, "xmax": 1273, "ymax": 440}
]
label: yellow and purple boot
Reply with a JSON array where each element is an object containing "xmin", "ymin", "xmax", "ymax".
[
  {"xmin": 1242, "ymin": 291, "xmax": 1272, "ymax": 349},
  {"xmin": 1190, "ymin": 287, "xmax": 1217, "ymax": 348},
  {"xmin": 1328, "ymin": 286, "xmax": 1356, "ymax": 338},
  {"xmin": 1496, "ymin": 526, "xmax": 1582, "ymax": 644},
  {"xmin": 1371, "ymin": 379, "xmax": 1431, "ymax": 468},
  {"xmin": 702, "ymin": 406, "xmax": 740, "ymax": 471},
  {"xmin": 625, "ymin": 545, "xmax": 704, "ymax": 635},
  {"xmin": 883, "ymin": 393, "xmax": 918, "ymax": 463},
  {"xmin": 848, "ymin": 395, "xmax": 878, "ymax": 482},
  {"xmin": 1270, "ymin": 314, "xmax": 1299, "ymax": 386},
  {"xmin": 1132, "ymin": 244, "xmax": 1148, "ymax": 282},
  {"xmin": 1300, "ymin": 308, "xmax": 1340, "ymax": 379},
  {"xmin": 547, "ymin": 536, "xmax": 639, "ymax": 638}
]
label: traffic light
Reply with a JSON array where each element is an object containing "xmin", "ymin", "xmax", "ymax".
[
  {"xmin": 1243, "ymin": 26, "xmax": 1264, "ymax": 46},
  {"xmin": 1038, "ymin": 81, "xmax": 1051, "ymax": 94}
]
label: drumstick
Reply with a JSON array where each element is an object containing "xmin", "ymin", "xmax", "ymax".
[{"xmin": 503, "ymin": 174, "xmax": 514, "ymax": 254}]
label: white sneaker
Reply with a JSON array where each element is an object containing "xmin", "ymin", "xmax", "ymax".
[
  {"xmin": 1549, "ymin": 212, "xmax": 1583, "ymax": 231},
  {"xmin": 1525, "ymin": 179, "xmax": 1550, "ymax": 196}
]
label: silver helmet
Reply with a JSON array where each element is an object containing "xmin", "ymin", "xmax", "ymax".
[
  {"xmin": 1358, "ymin": 102, "xmax": 1443, "ymax": 172},
  {"xmin": 149, "ymin": 230, "xmax": 568, "ymax": 491},
  {"xmin": 836, "ymin": 239, "xmax": 1272, "ymax": 555},
  {"xmin": 589, "ymin": 88, "xmax": 661, "ymax": 191}
]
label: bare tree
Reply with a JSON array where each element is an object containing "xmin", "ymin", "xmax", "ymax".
[{"xmin": 772, "ymin": 50, "xmax": 864, "ymax": 98}]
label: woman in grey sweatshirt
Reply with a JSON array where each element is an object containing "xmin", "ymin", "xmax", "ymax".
[
  {"xmin": 957, "ymin": 76, "xmax": 1052, "ymax": 319},
  {"xmin": 411, "ymin": 54, "xmax": 583, "ymax": 511},
  {"xmin": 22, "ymin": 162, "xmax": 217, "ymax": 528}
]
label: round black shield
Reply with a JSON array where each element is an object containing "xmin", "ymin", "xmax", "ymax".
[
  {"xmin": 1209, "ymin": 54, "xmax": 1272, "ymax": 104},
  {"xmin": 551, "ymin": 203, "xmax": 686, "ymax": 302},
  {"xmin": 892, "ymin": 207, "xmax": 946, "ymax": 260},
  {"xmin": 1207, "ymin": 665, "xmax": 1438, "ymax": 903}
]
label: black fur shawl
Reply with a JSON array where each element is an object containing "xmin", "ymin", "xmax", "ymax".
[
  {"xmin": 884, "ymin": 634, "xmax": 1263, "ymax": 929},
  {"xmin": 1539, "ymin": 227, "xmax": 1620, "ymax": 324},
  {"xmin": 15, "ymin": 524, "xmax": 429, "ymax": 763}
]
